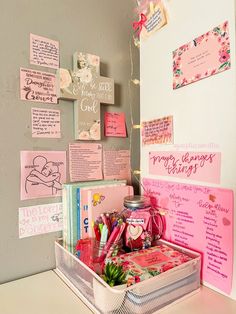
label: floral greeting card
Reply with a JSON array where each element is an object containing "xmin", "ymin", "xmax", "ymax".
[{"xmin": 173, "ymin": 21, "xmax": 231, "ymax": 89}]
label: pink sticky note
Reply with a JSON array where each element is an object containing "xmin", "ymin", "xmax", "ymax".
[
  {"xmin": 30, "ymin": 33, "xmax": 59, "ymax": 69},
  {"xmin": 20, "ymin": 68, "xmax": 57, "ymax": 104},
  {"xmin": 69, "ymin": 143, "xmax": 103, "ymax": 182},
  {"xmin": 19, "ymin": 203, "xmax": 62, "ymax": 238},
  {"xmin": 20, "ymin": 151, "xmax": 66, "ymax": 200},
  {"xmin": 31, "ymin": 108, "xmax": 61, "ymax": 138},
  {"xmin": 104, "ymin": 112, "xmax": 126, "ymax": 137},
  {"xmin": 103, "ymin": 150, "xmax": 131, "ymax": 183},
  {"xmin": 143, "ymin": 178, "xmax": 234, "ymax": 295},
  {"xmin": 173, "ymin": 21, "xmax": 231, "ymax": 89},
  {"xmin": 142, "ymin": 116, "xmax": 173, "ymax": 145},
  {"xmin": 149, "ymin": 151, "xmax": 221, "ymax": 184}
]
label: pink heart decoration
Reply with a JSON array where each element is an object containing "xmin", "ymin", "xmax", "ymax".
[
  {"xmin": 128, "ymin": 225, "xmax": 143, "ymax": 240},
  {"xmin": 222, "ymin": 217, "xmax": 231, "ymax": 226}
]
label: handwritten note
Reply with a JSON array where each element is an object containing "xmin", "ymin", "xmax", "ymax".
[
  {"xmin": 149, "ymin": 151, "xmax": 221, "ymax": 183},
  {"xmin": 30, "ymin": 33, "xmax": 59, "ymax": 69},
  {"xmin": 20, "ymin": 151, "xmax": 66, "ymax": 200},
  {"xmin": 143, "ymin": 178, "xmax": 233, "ymax": 294},
  {"xmin": 173, "ymin": 21, "xmax": 231, "ymax": 89},
  {"xmin": 69, "ymin": 143, "xmax": 103, "ymax": 182},
  {"xmin": 103, "ymin": 150, "xmax": 131, "ymax": 183},
  {"xmin": 142, "ymin": 116, "xmax": 173, "ymax": 145},
  {"xmin": 19, "ymin": 203, "xmax": 62, "ymax": 238},
  {"xmin": 20, "ymin": 68, "xmax": 57, "ymax": 104},
  {"xmin": 104, "ymin": 112, "xmax": 126, "ymax": 137},
  {"xmin": 31, "ymin": 108, "xmax": 61, "ymax": 138}
]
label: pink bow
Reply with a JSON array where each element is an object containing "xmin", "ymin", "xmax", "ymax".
[{"xmin": 133, "ymin": 13, "xmax": 147, "ymax": 36}]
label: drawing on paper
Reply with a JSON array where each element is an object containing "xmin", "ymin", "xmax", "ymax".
[{"xmin": 21, "ymin": 151, "xmax": 66, "ymax": 200}]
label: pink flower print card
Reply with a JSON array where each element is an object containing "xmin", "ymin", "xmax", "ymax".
[
  {"xmin": 107, "ymin": 244, "xmax": 193, "ymax": 285},
  {"xmin": 173, "ymin": 21, "xmax": 231, "ymax": 89}
]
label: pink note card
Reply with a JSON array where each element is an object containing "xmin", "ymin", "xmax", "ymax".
[
  {"xmin": 30, "ymin": 33, "xmax": 59, "ymax": 69},
  {"xmin": 69, "ymin": 143, "xmax": 103, "ymax": 182},
  {"xmin": 143, "ymin": 178, "xmax": 234, "ymax": 295},
  {"xmin": 104, "ymin": 112, "xmax": 127, "ymax": 137},
  {"xmin": 20, "ymin": 68, "xmax": 57, "ymax": 104},
  {"xmin": 20, "ymin": 151, "xmax": 66, "ymax": 200},
  {"xmin": 31, "ymin": 107, "xmax": 61, "ymax": 138},
  {"xmin": 173, "ymin": 21, "xmax": 231, "ymax": 89},
  {"xmin": 149, "ymin": 151, "xmax": 221, "ymax": 184},
  {"xmin": 19, "ymin": 203, "xmax": 62, "ymax": 238},
  {"xmin": 142, "ymin": 116, "xmax": 173, "ymax": 145},
  {"xmin": 103, "ymin": 150, "xmax": 131, "ymax": 183}
]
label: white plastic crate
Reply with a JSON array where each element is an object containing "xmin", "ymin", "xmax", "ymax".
[{"xmin": 55, "ymin": 239, "xmax": 201, "ymax": 314}]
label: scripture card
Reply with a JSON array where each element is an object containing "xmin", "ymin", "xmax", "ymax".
[
  {"xmin": 173, "ymin": 21, "xmax": 231, "ymax": 89},
  {"xmin": 143, "ymin": 178, "xmax": 234, "ymax": 295},
  {"xmin": 103, "ymin": 150, "xmax": 131, "ymax": 183},
  {"xmin": 149, "ymin": 151, "xmax": 221, "ymax": 184},
  {"xmin": 31, "ymin": 107, "xmax": 61, "ymax": 138},
  {"xmin": 20, "ymin": 68, "xmax": 57, "ymax": 104},
  {"xmin": 135, "ymin": 0, "xmax": 168, "ymax": 39},
  {"xmin": 20, "ymin": 151, "xmax": 66, "ymax": 200},
  {"xmin": 104, "ymin": 112, "xmax": 126, "ymax": 137},
  {"xmin": 19, "ymin": 203, "xmax": 62, "ymax": 238},
  {"xmin": 142, "ymin": 116, "xmax": 173, "ymax": 145},
  {"xmin": 30, "ymin": 33, "xmax": 59, "ymax": 69},
  {"xmin": 69, "ymin": 143, "xmax": 103, "ymax": 182}
]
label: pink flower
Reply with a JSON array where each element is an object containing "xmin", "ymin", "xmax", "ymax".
[
  {"xmin": 134, "ymin": 276, "xmax": 141, "ymax": 283},
  {"xmin": 223, "ymin": 21, "xmax": 228, "ymax": 31},
  {"xmin": 219, "ymin": 51, "xmax": 230, "ymax": 63},
  {"xmin": 211, "ymin": 69, "xmax": 217, "ymax": 75}
]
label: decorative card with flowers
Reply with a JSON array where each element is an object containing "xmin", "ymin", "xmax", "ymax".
[
  {"xmin": 173, "ymin": 21, "xmax": 231, "ymax": 89},
  {"xmin": 106, "ymin": 244, "xmax": 192, "ymax": 286}
]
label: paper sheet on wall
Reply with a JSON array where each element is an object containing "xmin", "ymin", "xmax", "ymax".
[
  {"xmin": 142, "ymin": 116, "xmax": 173, "ymax": 145},
  {"xmin": 31, "ymin": 107, "xmax": 61, "ymax": 138},
  {"xmin": 19, "ymin": 203, "xmax": 62, "ymax": 238},
  {"xmin": 149, "ymin": 151, "xmax": 221, "ymax": 184},
  {"xmin": 20, "ymin": 151, "xmax": 66, "ymax": 200},
  {"xmin": 143, "ymin": 178, "xmax": 234, "ymax": 294},
  {"xmin": 104, "ymin": 112, "xmax": 127, "ymax": 137},
  {"xmin": 69, "ymin": 143, "xmax": 103, "ymax": 182},
  {"xmin": 173, "ymin": 21, "xmax": 231, "ymax": 89},
  {"xmin": 30, "ymin": 33, "xmax": 59, "ymax": 69},
  {"xmin": 20, "ymin": 68, "xmax": 57, "ymax": 104},
  {"xmin": 103, "ymin": 150, "xmax": 131, "ymax": 183}
]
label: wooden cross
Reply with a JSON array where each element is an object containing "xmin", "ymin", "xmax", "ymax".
[{"xmin": 57, "ymin": 52, "xmax": 114, "ymax": 140}]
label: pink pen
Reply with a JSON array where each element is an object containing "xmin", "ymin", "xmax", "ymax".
[
  {"xmin": 106, "ymin": 222, "xmax": 126, "ymax": 259},
  {"xmin": 99, "ymin": 225, "xmax": 120, "ymax": 261}
]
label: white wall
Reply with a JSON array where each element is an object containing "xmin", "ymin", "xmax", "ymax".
[{"xmin": 140, "ymin": 0, "xmax": 236, "ymax": 299}]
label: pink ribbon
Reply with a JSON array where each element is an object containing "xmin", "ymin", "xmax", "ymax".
[{"xmin": 133, "ymin": 13, "xmax": 147, "ymax": 36}]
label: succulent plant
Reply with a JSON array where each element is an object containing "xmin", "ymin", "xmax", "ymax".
[{"xmin": 101, "ymin": 262, "xmax": 127, "ymax": 287}]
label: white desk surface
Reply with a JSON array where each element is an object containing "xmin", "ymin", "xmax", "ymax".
[{"xmin": 0, "ymin": 270, "xmax": 235, "ymax": 314}]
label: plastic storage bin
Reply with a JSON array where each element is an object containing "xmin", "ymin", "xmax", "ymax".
[{"xmin": 55, "ymin": 239, "xmax": 201, "ymax": 314}]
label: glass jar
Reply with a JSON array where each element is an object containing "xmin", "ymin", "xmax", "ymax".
[{"xmin": 123, "ymin": 195, "xmax": 153, "ymax": 251}]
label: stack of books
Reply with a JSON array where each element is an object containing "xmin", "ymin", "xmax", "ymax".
[{"xmin": 62, "ymin": 180, "xmax": 133, "ymax": 253}]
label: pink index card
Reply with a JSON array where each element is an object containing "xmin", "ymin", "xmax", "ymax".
[
  {"xmin": 142, "ymin": 116, "xmax": 173, "ymax": 145},
  {"xmin": 19, "ymin": 203, "xmax": 62, "ymax": 238},
  {"xmin": 20, "ymin": 68, "xmax": 57, "ymax": 104},
  {"xmin": 30, "ymin": 33, "xmax": 59, "ymax": 69},
  {"xmin": 31, "ymin": 107, "xmax": 61, "ymax": 138},
  {"xmin": 103, "ymin": 149, "xmax": 131, "ymax": 183},
  {"xmin": 143, "ymin": 178, "xmax": 234, "ymax": 295},
  {"xmin": 20, "ymin": 151, "xmax": 66, "ymax": 200},
  {"xmin": 69, "ymin": 143, "xmax": 103, "ymax": 182},
  {"xmin": 149, "ymin": 151, "xmax": 221, "ymax": 184},
  {"xmin": 173, "ymin": 21, "xmax": 231, "ymax": 89},
  {"xmin": 104, "ymin": 112, "xmax": 127, "ymax": 137}
]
